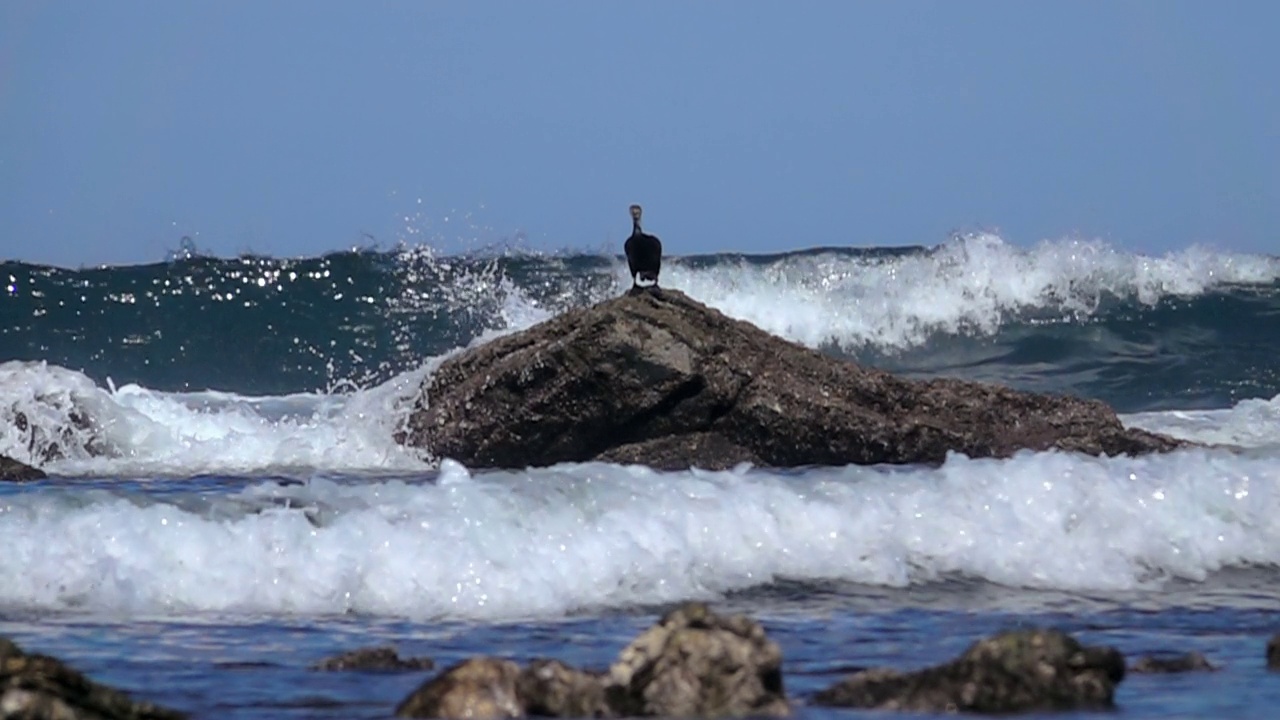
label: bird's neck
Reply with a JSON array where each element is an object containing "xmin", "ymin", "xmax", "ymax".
[{"xmin": 632, "ymin": 220, "xmax": 642, "ymax": 234}]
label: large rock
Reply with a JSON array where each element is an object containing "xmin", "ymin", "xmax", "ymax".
[
  {"xmin": 396, "ymin": 603, "xmax": 786, "ymax": 718},
  {"xmin": 0, "ymin": 454, "xmax": 45, "ymax": 481},
  {"xmin": 812, "ymin": 628, "xmax": 1124, "ymax": 713},
  {"xmin": 0, "ymin": 636, "xmax": 186, "ymax": 719},
  {"xmin": 397, "ymin": 289, "xmax": 1183, "ymax": 469}
]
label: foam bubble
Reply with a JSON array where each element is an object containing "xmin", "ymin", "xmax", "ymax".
[{"xmin": 0, "ymin": 449, "xmax": 1275, "ymax": 620}]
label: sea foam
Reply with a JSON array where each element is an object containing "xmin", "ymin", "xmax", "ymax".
[
  {"xmin": 0, "ymin": 360, "xmax": 430, "ymax": 477},
  {"xmin": 0, "ymin": 448, "xmax": 1275, "ymax": 620}
]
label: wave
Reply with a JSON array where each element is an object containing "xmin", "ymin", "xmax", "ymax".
[
  {"xmin": 3, "ymin": 234, "xmax": 1279, "ymax": 411},
  {"xmin": 1, "ymin": 450, "xmax": 1277, "ymax": 620}
]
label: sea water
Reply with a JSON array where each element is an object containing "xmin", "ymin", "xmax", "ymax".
[{"xmin": 3, "ymin": 233, "xmax": 1280, "ymax": 717}]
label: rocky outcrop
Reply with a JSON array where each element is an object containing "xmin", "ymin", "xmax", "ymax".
[
  {"xmin": 605, "ymin": 602, "xmax": 787, "ymax": 718},
  {"xmin": 0, "ymin": 454, "xmax": 45, "ymax": 481},
  {"xmin": 396, "ymin": 289, "xmax": 1183, "ymax": 470},
  {"xmin": 812, "ymin": 628, "xmax": 1125, "ymax": 713},
  {"xmin": 396, "ymin": 603, "xmax": 786, "ymax": 719},
  {"xmin": 310, "ymin": 645, "xmax": 435, "ymax": 672},
  {"xmin": 606, "ymin": 602, "xmax": 787, "ymax": 717},
  {"xmin": 1128, "ymin": 651, "xmax": 1217, "ymax": 673},
  {"xmin": 0, "ymin": 636, "xmax": 186, "ymax": 719}
]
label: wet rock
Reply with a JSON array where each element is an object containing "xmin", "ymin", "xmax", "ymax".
[
  {"xmin": 395, "ymin": 657, "xmax": 523, "ymax": 719},
  {"xmin": 0, "ymin": 635, "xmax": 187, "ymax": 719},
  {"xmin": 309, "ymin": 645, "xmax": 435, "ymax": 672},
  {"xmin": 1268, "ymin": 634, "xmax": 1280, "ymax": 670},
  {"xmin": 812, "ymin": 628, "xmax": 1124, "ymax": 713},
  {"xmin": 606, "ymin": 602, "xmax": 789, "ymax": 717},
  {"xmin": 1129, "ymin": 651, "xmax": 1217, "ymax": 673},
  {"xmin": 8, "ymin": 400, "xmax": 111, "ymax": 467},
  {"xmin": 397, "ymin": 289, "xmax": 1184, "ymax": 470},
  {"xmin": 518, "ymin": 660, "xmax": 609, "ymax": 718},
  {"xmin": 0, "ymin": 454, "xmax": 45, "ymax": 481},
  {"xmin": 394, "ymin": 603, "xmax": 787, "ymax": 718}
]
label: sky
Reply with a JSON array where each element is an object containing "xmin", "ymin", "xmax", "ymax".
[{"xmin": 1, "ymin": 1, "xmax": 1277, "ymax": 267}]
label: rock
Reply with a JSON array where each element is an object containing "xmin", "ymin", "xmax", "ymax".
[
  {"xmin": 812, "ymin": 628, "xmax": 1124, "ymax": 713},
  {"xmin": 606, "ymin": 602, "xmax": 789, "ymax": 717},
  {"xmin": 1268, "ymin": 635, "xmax": 1280, "ymax": 670},
  {"xmin": 1129, "ymin": 651, "xmax": 1217, "ymax": 673},
  {"xmin": 309, "ymin": 645, "xmax": 434, "ymax": 672},
  {"xmin": 7, "ymin": 404, "xmax": 110, "ymax": 467},
  {"xmin": 396, "ymin": 289, "xmax": 1183, "ymax": 469},
  {"xmin": 395, "ymin": 657, "xmax": 523, "ymax": 719},
  {"xmin": 0, "ymin": 635, "xmax": 187, "ymax": 719},
  {"xmin": 394, "ymin": 603, "xmax": 787, "ymax": 718},
  {"xmin": 517, "ymin": 660, "xmax": 609, "ymax": 718},
  {"xmin": 0, "ymin": 454, "xmax": 45, "ymax": 481}
]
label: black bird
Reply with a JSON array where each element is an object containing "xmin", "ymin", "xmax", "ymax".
[{"xmin": 624, "ymin": 204, "xmax": 662, "ymax": 290}]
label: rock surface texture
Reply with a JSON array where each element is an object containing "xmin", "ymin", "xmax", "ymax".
[
  {"xmin": 812, "ymin": 628, "xmax": 1125, "ymax": 713},
  {"xmin": 0, "ymin": 636, "xmax": 186, "ymax": 719},
  {"xmin": 397, "ymin": 289, "xmax": 1183, "ymax": 469},
  {"xmin": 0, "ymin": 454, "xmax": 45, "ymax": 481},
  {"xmin": 395, "ymin": 658, "xmax": 524, "ymax": 720},
  {"xmin": 396, "ymin": 603, "xmax": 786, "ymax": 718},
  {"xmin": 605, "ymin": 602, "xmax": 788, "ymax": 718}
]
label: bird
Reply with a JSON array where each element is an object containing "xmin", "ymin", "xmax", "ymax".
[{"xmin": 624, "ymin": 204, "xmax": 662, "ymax": 291}]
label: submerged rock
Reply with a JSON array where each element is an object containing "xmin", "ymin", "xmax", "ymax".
[
  {"xmin": 606, "ymin": 602, "xmax": 788, "ymax": 718},
  {"xmin": 309, "ymin": 645, "xmax": 435, "ymax": 672},
  {"xmin": 1129, "ymin": 651, "xmax": 1217, "ymax": 673},
  {"xmin": 396, "ymin": 289, "xmax": 1183, "ymax": 469},
  {"xmin": 0, "ymin": 454, "xmax": 45, "ymax": 481},
  {"xmin": 396, "ymin": 603, "xmax": 786, "ymax": 718},
  {"xmin": 0, "ymin": 635, "xmax": 187, "ymax": 719},
  {"xmin": 812, "ymin": 628, "xmax": 1125, "ymax": 713}
]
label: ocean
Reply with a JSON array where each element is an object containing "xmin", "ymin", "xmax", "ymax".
[{"xmin": 2, "ymin": 233, "xmax": 1280, "ymax": 717}]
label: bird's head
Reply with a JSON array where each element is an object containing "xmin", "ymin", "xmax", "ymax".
[{"xmin": 630, "ymin": 204, "xmax": 643, "ymax": 223}]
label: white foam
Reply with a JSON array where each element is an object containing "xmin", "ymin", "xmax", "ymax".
[
  {"xmin": 0, "ymin": 448, "xmax": 1275, "ymax": 620},
  {"xmin": 654, "ymin": 234, "xmax": 1280, "ymax": 351},
  {"xmin": 0, "ymin": 360, "xmax": 431, "ymax": 477},
  {"xmin": 387, "ymin": 244, "xmax": 570, "ymax": 332},
  {"xmin": 1124, "ymin": 393, "xmax": 1280, "ymax": 449}
]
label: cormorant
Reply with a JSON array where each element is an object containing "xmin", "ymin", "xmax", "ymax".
[{"xmin": 624, "ymin": 204, "xmax": 662, "ymax": 290}]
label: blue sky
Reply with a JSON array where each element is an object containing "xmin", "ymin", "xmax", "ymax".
[{"xmin": 2, "ymin": 1, "xmax": 1276, "ymax": 267}]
